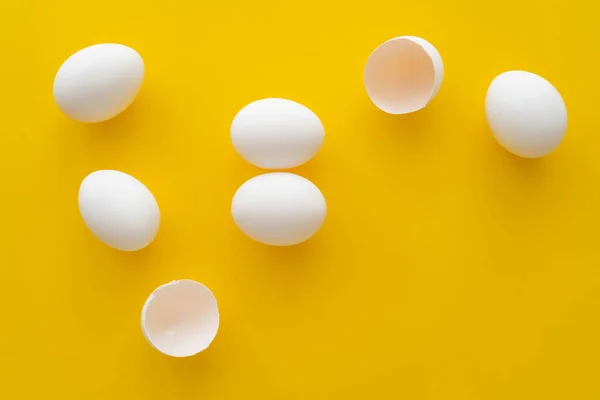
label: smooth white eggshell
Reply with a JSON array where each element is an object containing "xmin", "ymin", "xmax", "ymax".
[
  {"xmin": 53, "ymin": 43, "xmax": 145, "ymax": 123},
  {"xmin": 231, "ymin": 98, "xmax": 325, "ymax": 169},
  {"xmin": 141, "ymin": 280, "xmax": 220, "ymax": 358},
  {"xmin": 364, "ymin": 36, "xmax": 444, "ymax": 114},
  {"xmin": 232, "ymin": 172, "xmax": 327, "ymax": 246},
  {"xmin": 485, "ymin": 70, "xmax": 567, "ymax": 158},
  {"xmin": 78, "ymin": 170, "xmax": 160, "ymax": 251}
]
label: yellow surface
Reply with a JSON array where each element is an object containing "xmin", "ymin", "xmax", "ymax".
[{"xmin": 0, "ymin": 0, "xmax": 599, "ymax": 398}]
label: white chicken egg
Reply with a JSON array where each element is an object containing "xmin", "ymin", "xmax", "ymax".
[
  {"xmin": 231, "ymin": 172, "xmax": 327, "ymax": 246},
  {"xmin": 231, "ymin": 98, "xmax": 325, "ymax": 169},
  {"xmin": 141, "ymin": 280, "xmax": 220, "ymax": 358},
  {"xmin": 78, "ymin": 170, "xmax": 160, "ymax": 251},
  {"xmin": 485, "ymin": 70, "xmax": 567, "ymax": 158},
  {"xmin": 53, "ymin": 43, "xmax": 145, "ymax": 123}
]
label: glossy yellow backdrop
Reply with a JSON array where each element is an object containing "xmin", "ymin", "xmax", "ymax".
[{"xmin": 0, "ymin": 0, "xmax": 599, "ymax": 398}]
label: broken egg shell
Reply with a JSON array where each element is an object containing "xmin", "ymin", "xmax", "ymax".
[
  {"xmin": 364, "ymin": 36, "xmax": 444, "ymax": 114},
  {"xmin": 141, "ymin": 280, "xmax": 220, "ymax": 358}
]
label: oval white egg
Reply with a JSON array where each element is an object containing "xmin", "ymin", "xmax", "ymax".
[
  {"xmin": 485, "ymin": 70, "xmax": 567, "ymax": 158},
  {"xmin": 78, "ymin": 170, "xmax": 160, "ymax": 251},
  {"xmin": 141, "ymin": 279, "xmax": 220, "ymax": 358},
  {"xmin": 53, "ymin": 44, "xmax": 145, "ymax": 123},
  {"xmin": 231, "ymin": 172, "xmax": 327, "ymax": 246},
  {"xmin": 364, "ymin": 36, "xmax": 444, "ymax": 114},
  {"xmin": 231, "ymin": 98, "xmax": 325, "ymax": 169}
]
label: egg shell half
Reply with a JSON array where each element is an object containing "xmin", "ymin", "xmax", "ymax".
[
  {"xmin": 78, "ymin": 170, "xmax": 160, "ymax": 251},
  {"xmin": 231, "ymin": 98, "xmax": 325, "ymax": 169},
  {"xmin": 53, "ymin": 43, "xmax": 145, "ymax": 123},
  {"xmin": 231, "ymin": 172, "xmax": 327, "ymax": 246},
  {"xmin": 485, "ymin": 70, "xmax": 567, "ymax": 158},
  {"xmin": 364, "ymin": 36, "xmax": 444, "ymax": 114},
  {"xmin": 141, "ymin": 280, "xmax": 220, "ymax": 358}
]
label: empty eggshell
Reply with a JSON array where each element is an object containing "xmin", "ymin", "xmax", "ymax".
[
  {"xmin": 231, "ymin": 172, "xmax": 327, "ymax": 246},
  {"xmin": 141, "ymin": 280, "xmax": 219, "ymax": 357},
  {"xmin": 78, "ymin": 170, "xmax": 160, "ymax": 251},
  {"xmin": 364, "ymin": 36, "xmax": 444, "ymax": 114},
  {"xmin": 53, "ymin": 43, "xmax": 144, "ymax": 123},
  {"xmin": 231, "ymin": 98, "xmax": 325, "ymax": 169},
  {"xmin": 485, "ymin": 70, "xmax": 567, "ymax": 158}
]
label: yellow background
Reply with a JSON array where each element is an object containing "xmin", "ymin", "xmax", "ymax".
[{"xmin": 0, "ymin": 0, "xmax": 598, "ymax": 398}]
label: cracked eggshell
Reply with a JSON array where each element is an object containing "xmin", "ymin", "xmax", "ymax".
[
  {"xmin": 141, "ymin": 280, "xmax": 220, "ymax": 358},
  {"xmin": 364, "ymin": 36, "xmax": 444, "ymax": 114},
  {"xmin": 231, "ymin": 172, "xmax": 327, "ymax": 246},
  {"xmin": 231, "ymin": 98, "xmax": 325, "ymax": 169},
  {"xmin": 78, "ymin": 170, "xmax": 160, "ymax": 251},
  {"xmin": 485, "ymin": 70, "xmax": 567, "ymax": 158},
  {"xmin": 53, "ymin": 43, "xmax": 144, "ymax": 123}
]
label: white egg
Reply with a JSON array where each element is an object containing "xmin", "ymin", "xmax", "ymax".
[
  {"xmin": 231, "ymin": 172, "xmax": 326, "ymax": 246},
  {"xmin": 53, "ymin": 44, "xmax": 145, "ymax": 123},
  {"xmin": 78, "ymin": 170, "xmax": 160, "ymax": 251},
  {"xmin": 364, "ymin": 36, "xmax": 444, "ymax": 114},
  {"xmin": 141, "ymin": 280, "xmax": 220, "ymax": 358},
  {"xmin": 485, "ymin": 70, "xmax": 567, "ymax": 158},
  {"xmin": 231, "ymin": 98, "xmax": 325, "ymax": 169}
]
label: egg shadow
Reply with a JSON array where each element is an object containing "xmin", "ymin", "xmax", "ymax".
[
  {"xmin": 227, "ymin": 229, "xmax": 327, "ymax": 304},
  {"xmin": 464, "ymin": 122, "xmax": 562, "ymax": 277},
  {"xmin": 361, "ymin": 101, "xmax": 435, "ymax": 144},
  {"xmin": 50, "ymin": 85, "xmax": 176, "ymax": 176},
  {"xmin": 162, "ymin": 346, "xmax": 222, "ymax": 379},
  {"xmin": 478, "ymin": 121, "xmax": 549, "ymax": 194},
  {"xmin": 350, "ymin": 99, "xmax": 448, "ymax": 178},
  {"xmin": 135, "ymin": 318, "xmax": 240, "ymax": 397},
  {"xmin": 136, "ymin": 345, "xmax": 224, "ymax": 395},
  {"xmin": 80, "ymin": 92, "xmax": 155, "ymax": 147},
  {"xmin": 74, "ymin": 241, "xmax": 164, "ymax": 302}
]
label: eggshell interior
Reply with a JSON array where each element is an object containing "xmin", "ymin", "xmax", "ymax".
[
  {"xmin": 141, "ymin": 280, "xmax": 219, "ymax": 357},
  {"xmin": 364, "ymin": 36, "xmax": 443, "ymax": 114}
]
